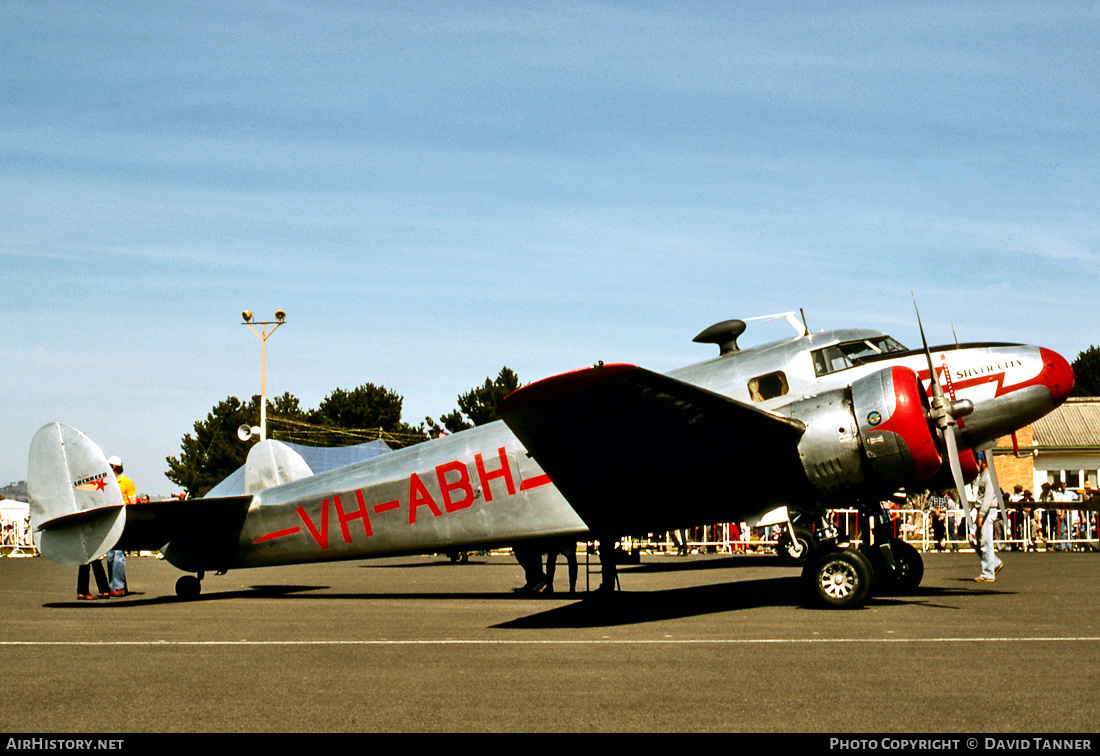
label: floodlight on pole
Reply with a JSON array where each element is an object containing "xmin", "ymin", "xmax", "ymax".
[{"xmin": 241, "ymin": 310, "xmax": 287, "ymax": 442}]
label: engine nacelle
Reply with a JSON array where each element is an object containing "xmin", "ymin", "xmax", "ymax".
[{"xmin": 786, "ymin": 366, "xmax": 942, "ymax": 500}]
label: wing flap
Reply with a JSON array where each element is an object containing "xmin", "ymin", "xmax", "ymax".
[{"xmin": 498, "ymin": 363, "xmax": 810, "ymax": 535}]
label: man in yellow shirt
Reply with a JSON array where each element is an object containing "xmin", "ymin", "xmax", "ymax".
[{"xmin": 106, "ymin": 456, "xmax": 135, "ymax": 596}]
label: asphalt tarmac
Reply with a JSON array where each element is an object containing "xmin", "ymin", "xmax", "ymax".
[{"xmin": 1, "ymin": 549, "xmax": 1097, "ymax": 734}]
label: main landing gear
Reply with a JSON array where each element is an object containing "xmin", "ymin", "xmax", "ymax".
[
  {"xmin": 803, "ymin": 546, "xmax": 873, "ymax": 608},
  {"xmin": 796, "ymin": 503, "xmax": 925, "ymax": 609}
]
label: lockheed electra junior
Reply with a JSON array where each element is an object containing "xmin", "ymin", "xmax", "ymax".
[{"xmin": 27, "ymin": 311, "xmax": 1074, "ymax": 608}]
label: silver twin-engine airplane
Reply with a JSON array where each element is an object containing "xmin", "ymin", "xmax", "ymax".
[{"xmin": 27, "ymin": 310, "xmax": 1074, "ymax": 608}]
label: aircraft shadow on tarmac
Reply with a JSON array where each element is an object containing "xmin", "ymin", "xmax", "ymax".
[
  {"xmin": 45, "ymin": 584, "xmax": 325, "ymax": 608},
  {"xmin": 492, "ymin": 579, "xmax": 1009, "ymax": 629},
  {"xmin": 354, "ymin": 554, "xmax": 788, "ymax": 572},
  {"xmin": 45, "ymin": 566, "xmax": 1010, "ymax": 623}
]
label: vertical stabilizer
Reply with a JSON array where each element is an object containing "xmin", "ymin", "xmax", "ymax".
[
  {"xmin": 244, "ymin": 439, "xmax": 314, "ymax": 493},
  {"xmin": 27, "ymin": 423, "xmax": 126, "ymax": 565}
]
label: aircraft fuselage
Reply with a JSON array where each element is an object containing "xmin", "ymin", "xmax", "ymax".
[{"xmin": 185, "ymin": 325, "xmax": 1071, "ymax": 574}]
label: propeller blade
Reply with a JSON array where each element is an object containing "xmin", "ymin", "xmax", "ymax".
[
  {"xmin": 943, "ymin": 423, "xmax": 972, "ymax": 517},
  {"xmin": 913, "ymin": 293, "xmax": 972, "ymax": 518},
  {"xmin": 912, "ymin": 292, "xmax": 938, "ymax": 377},
  {"xmin": 978, "ymin": 443, "xmax": 1006, "ymax": 515}
]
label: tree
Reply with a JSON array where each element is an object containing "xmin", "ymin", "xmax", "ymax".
[
  {"xmin": 306, "ymin": 383, "xmax": 428, "ymax": 447},
  {"xmin": 1072, "ymin": 346, "xmax": 1100, "ymax": 397},
  {"xmin": 166, "ymin": 385, "xmax": 429, "ymax": 496},
  {"xmin": 166, "ymin": 394, "xmax": 274, "ymax": 497},
  {"xmin": 427, "ymin": 367, "xmax": 521, "ymax": 434}
]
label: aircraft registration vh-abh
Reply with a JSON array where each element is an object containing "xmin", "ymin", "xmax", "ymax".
[{"xmin": 27, "ymin": 309, "xmax": 1074, "ymax": 608}]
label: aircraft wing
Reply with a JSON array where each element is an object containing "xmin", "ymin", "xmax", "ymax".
[{"xmin": 498, "ymin": 363, "xmax": 811, "ymax": 536}]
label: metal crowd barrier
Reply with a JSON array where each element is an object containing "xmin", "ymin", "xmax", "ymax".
[
  {"xmin": 628, "ymin": 507, "xmax": 1100, "ymax": 555},
  {"xmin": 0, "ymin": 517, "xmax": 37, "ymax": 557}
]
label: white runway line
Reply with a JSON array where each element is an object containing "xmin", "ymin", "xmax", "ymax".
[{"xmin": 1, "ymin": 637, "xmax": 1098, "ymax": 646}]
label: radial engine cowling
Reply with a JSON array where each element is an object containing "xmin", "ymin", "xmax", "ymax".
[{"xmin": 787, "ymin": 366, "xmax": 942, "ymax": 499}]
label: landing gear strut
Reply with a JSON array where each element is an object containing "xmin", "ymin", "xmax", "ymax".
[
  {"xmin": 860, "ymin": 502, "xmax": 924, "ymax": 595},
  {"xmin": 776, "ymin": 524, "xmax": 817, "ymax": 566},
  {"xmin": 868, "ymin": 537, "xmax": 924, "ymax": 594}
]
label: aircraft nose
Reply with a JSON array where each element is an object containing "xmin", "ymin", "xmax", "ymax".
[{"xmin": 1040, "ymin": 348, "xmax": 1074, "ymax": 404}]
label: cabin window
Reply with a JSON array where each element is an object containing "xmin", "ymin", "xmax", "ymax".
[{"xmin": 748, "ymin": 371, "xmax": 789, "ymax": 402}]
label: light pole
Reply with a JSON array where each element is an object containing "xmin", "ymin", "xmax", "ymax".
[{"xmin": 241, "ymin": 310, "xmax": 287, "ymax": 442}]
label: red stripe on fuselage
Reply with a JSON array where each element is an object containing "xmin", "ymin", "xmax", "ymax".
[
  {"xmin": 253, "ymin": 526, "xmax": 301, "ymax": 544},
  {"xmin": 520, "ymin": 474, "xmax": 552, "ymax": 491}
]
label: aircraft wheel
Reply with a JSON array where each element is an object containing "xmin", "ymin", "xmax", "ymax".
[
  {"xmin": 803, "ymin": 547, "xmax": 872, "ymax": 609},
  {"xmin": 871, "ymin": 539, "xmax": 924, "ymax": 598},
  {"xmin": 175, "ymin": 575, "xmax": 202, "ymax": 599},
  {"xmin": 776, "ymin": 525, "xmax": 817, "ymax": 566}
]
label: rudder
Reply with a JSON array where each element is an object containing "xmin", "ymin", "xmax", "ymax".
[{"xmin": 27, "ymin": 423, "xmax": 126, "ymax": 566}]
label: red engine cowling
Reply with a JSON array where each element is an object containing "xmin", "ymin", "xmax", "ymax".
[
  {"xmin": 788, "ymin": 366, "xmax": 943, "ymax": 499},
  {"xmin": 851, "ymin": 366, "xmax": 942, "ymax": 485}
]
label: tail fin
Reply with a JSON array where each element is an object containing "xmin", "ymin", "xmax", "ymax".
[
  {"xmin": 27, "ymin": 423, "xmax": 126, "ymax": 566},
  {"xmin": 244, "ymin": 439, "xmax": 313, "ymax": 493}
]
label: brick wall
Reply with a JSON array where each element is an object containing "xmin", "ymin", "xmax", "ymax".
[{"xmin": 991, "ymin": 425, "xmax": 1036, "ymax": 494}]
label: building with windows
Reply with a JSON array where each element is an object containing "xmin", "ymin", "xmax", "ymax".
[{"xmin": 992, "ymin": 397, "xmax": 1100, "ymax": 496}]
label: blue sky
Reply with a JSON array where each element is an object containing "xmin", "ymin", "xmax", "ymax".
[{"xmin": 3, "ymin": 1, "xmax": 1098, "ymax": 495}]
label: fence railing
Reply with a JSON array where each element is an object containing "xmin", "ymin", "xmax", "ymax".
[
  {"xmin": 629, "ymin": 507, "xmax": 1100, "ymax": 554},
  {"xmin": 0, "ymin": 517, "xmax": 36, "ymax": 556}
]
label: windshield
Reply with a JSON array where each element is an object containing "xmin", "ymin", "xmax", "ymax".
[{"xmin": 812, "ymin": 336, "xmax": 907, "ymax": 377}]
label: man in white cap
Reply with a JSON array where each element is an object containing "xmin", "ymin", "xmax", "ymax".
[{"xmin": 106, "ymin": 456, "xmax": 136, "ymax": 596}]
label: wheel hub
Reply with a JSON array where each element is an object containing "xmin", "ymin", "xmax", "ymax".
[{"xmin": 821, "ymin": 562, "xmax": 856, "ymax": 598}]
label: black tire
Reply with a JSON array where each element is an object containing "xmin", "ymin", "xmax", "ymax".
[
  {"xmin": 868, "ymin": 538, "xmax": 924, "ymax": 595},
  {"xmin": 803, "ymin": 547, "xmax": 872, "ymax": 609},
  {"xmin": 776, "ymin": 525, "xmax": 817, "ymax": 566},
  {"xmin": 175, "ymin": 574, "xmax": 202, "ymax": 599}
]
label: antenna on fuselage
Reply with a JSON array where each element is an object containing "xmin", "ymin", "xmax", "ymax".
[{"xmin": 799, "ymin": 308, "xmax": 810, "ymax": 337}]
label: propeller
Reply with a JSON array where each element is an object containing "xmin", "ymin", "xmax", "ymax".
[{"xmin": 912, "ymin": 294, "xmax": 975, "ymax": 538}]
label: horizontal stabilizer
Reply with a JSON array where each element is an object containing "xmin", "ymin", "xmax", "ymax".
[
  {"xmin": 117, "ymin": 495, "xmax": 253, "ymax": 573},
  {"xmin": 498, "ymin": 364, "xmax": 808, "ymax": 535},
  {"xmin": 27, "ymin": 423, "xmax": 126, "ymax": 565}
]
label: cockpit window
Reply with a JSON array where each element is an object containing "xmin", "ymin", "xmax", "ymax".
[
  {"xmin": 748, "ymin": 371, "xmax": 789, "ymax": 402},
  {"xmin": 811, "ymin": 336, "xmax": 907, "ymax": 377}
]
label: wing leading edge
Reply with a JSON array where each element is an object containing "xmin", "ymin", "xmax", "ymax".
[{"xmin": 498, "ymin": 363, "xmax": 811, "ymax": 536}]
